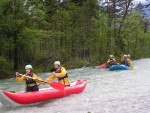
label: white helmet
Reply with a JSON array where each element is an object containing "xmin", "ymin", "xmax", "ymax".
[
  {"xmin": 54, "ymin": 61, "xmax": 61, "ymax": 66},
  {"xmin": 109, "ymin": 55, "xmax": 114, "ymax": 58},
  {"xmin": 127, "ymin": 54, "xmax": 131, "ymax": 58},
  {"xmin": 123, "ymin": 54, "xmax": 127, "ymax": 57},
  {"xmin": 25, "ymin": 65, "xmax": 32, "ymax": 69}
]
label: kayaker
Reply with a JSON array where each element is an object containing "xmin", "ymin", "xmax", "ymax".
[
  {"xmin": 16, "ymin": 65, "xmax": 42, "ymax": 92},
  {"xmin": 44, "ymin": 61, "xmax": 71, "ymax": 87},
  {"xmin": 127, "ymin": 54, "xmax": 133, "ymax": 66},
  {"xmin": 106, "ymin": 55, "xmax": 117, "ymax": 67},
  {"xmin": 120, "ymin": 54, "xmax": 131, "ymax": 67},
  {"xmin": 127, "ymin": 54, "xmax": 131, "ymax": 59},
  {"xmin": 120, "ymin": 54, "xmax": 124, "ymax": 63}
]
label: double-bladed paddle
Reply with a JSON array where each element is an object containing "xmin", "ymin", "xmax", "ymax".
[
  {"xmin": 18, "ymin": 74, "xmax": 65, "ymax": 90},
  {"xmin": 99, "ymin": 63, "xmax": 106, "ymax": 68}
]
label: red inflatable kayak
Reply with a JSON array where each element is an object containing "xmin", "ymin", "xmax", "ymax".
[
  {"xmin": 99, "ymin": 63, "xmax": 106, "ymax": 68},
  {"xmin": 0, "ymin": 80, "xmax": 87, "ymax": 107}
]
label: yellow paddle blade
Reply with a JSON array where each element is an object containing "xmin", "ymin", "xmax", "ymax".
[{"xmin": 130, "ymin": 65, "xmax": 134, "ymax": 69}]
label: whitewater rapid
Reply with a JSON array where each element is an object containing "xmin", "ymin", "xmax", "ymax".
[{"xmin": 0, "ymin": 58, "xmax": 150, "ymax": 113}]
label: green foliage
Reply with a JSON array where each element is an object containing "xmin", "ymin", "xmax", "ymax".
[
  {"xmin": 64, "ymin": 58, "xmax": 90, "ymax": 69},
  {"xmin": 0, "ymin": 56, "xmax": 11, "ymax": 70},
  {"xmin": 0, "ymin": 0, "xmax": 150, "ymax": 78},
  {"xmin": 0, "ymin": 56, "xmax": 12, "ymax": 79}
]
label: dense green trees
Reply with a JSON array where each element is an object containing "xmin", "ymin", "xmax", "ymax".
[{"xmin": 0, "ymin": 0, "xmax": 150, "ymax": 78}]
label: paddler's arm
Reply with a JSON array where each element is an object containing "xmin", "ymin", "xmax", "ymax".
[
  {"xmin": 127, "ymin": 59, "xmax": 131, "ymax": 63},
  {"xmin": 44, "ymin": 74, "xmax": 56, "ymax": 83},
  {"xmin": 16, "ymin": 72, "xmax": 26, "ymax": 83},
  {"xmin": 113, "ymin": 58, "xmax": 117, "ymax": 63},
  {"xmin": 120, "ymin": 58, "xmax": 123, "ymax": 63},
  {"xmin": 32, "ymin": 74, "xmax": 42, "ymax": 84},
  {"xmin": 107, "ymin": 59, "xmax": 110, "ymax": 64},
  {"xmin": 127, "ymin": 59, "xmax": 131, "ymax": 65},
  {"xmin": 54, "ymin": 67, "xmax": 67, "ymax": 78},
  {"xmin": 43, "ymin": 67, "xmax": 67, "ymax": 83}
]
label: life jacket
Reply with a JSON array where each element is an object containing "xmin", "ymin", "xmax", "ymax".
[
  {"xmin": 108, "ymin": 58, "xmax": 116, "ymax": 65},
  {"xmin": 121, "ymin": 58, "xmax": 130, "ymax": 66},
  {"xmin": 120, "ymin": 57, "xmax": 124, "ymax": 63},
  {"xmin": 55, "ymin": 68, "xmax": 69, "ymax": 82},
  {"xmin": 25, "ymin": 73, "xmax": 37, "ymax": 87}
]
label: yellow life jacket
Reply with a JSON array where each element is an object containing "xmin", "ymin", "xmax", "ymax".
[
  {"xmin": 55, "ymin": 67, "xmax": 70, "ymax": 86},
  {"xmin": 107, "ymin": 58, "xmax": 117, "ymax": 65},
  {"xmin": 25, "ymin": 73, "xmax": 37, "ymax": 87},
  {"xmin": 55, "ymin": 68, "xmax": 68, "ymax": 81}
]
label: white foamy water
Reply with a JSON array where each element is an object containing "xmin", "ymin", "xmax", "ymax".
[{"xmin": 0, "ymin": 58, "xmax": 150, "ymax": 113}]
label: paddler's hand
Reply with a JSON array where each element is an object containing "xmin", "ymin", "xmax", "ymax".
[
  {"xmin": 16, "ymin": 72, "xmax": 20, "ymax": 77},
  {"xmin": 52, "ymin": 72, "xmax": 55, "ymax": 75},
  {"xmin": 41, "ymin": 81, "xmax": 47, "ymax": 85}
]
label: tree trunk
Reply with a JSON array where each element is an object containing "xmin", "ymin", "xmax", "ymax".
[
  {"xmin": 13, "ymin": 0, "xmax": 19, "ymax": 70},
  {"xmin": 116, "ymin": 0, "xmax": 132, "ymax": 52},
  {"xmin": 14, "ymin": 32, "xmax": 19, "ymax": 70}
]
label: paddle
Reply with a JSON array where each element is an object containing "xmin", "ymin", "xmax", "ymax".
[
  {"xmin": 18, "ymin": 74, "xmax": 65, "ymax": 90},
  {"xmin": 47, "ymin": 82, "xmax": 65, "ymax": 90},
  {"xmin": 130, "ymin": 65, "xmax": 134, "ymax": 69},
  {"xmin": 99, "ymin": 63, "xmax": 106, "ymax": 68}
]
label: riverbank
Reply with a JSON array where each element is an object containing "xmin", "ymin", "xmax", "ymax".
[
  {"xmin": 0, "ymin": 58, "xmax": 93, "ymax": 79},
  {"xmin": 0, "ymin": 57, "xmax": 149, "ymax": 79},
  {"xmin": 0, "ymin": 69, "xmax": 14, "ymax": 79}
]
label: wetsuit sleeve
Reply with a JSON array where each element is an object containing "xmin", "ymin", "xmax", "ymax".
[
  {"xmin": 44, "ymin": 67, "xmax": 67, "ymax": 83},
  {"xmin": 127, "ymin": 58, "xmax": 131, "ymax": 64},
  {"xmin": 16, "ymin": 75, "xmax": 26, "ymax": 83},
  {"xmin": 107, "ymin": 59, "xmax": 110, "ymax": 64},
  {"xmin": 44, "ymin": 74, "xmax": 56, "ymax": 83},
  {"xmin": 32, "ymin": 74, "xmax": 42, "ymax": 83},
  {"xmin": 54, "ymin": 67, "xmax": 67, "ymax": 78},
  {"xmin": 114, "ymin": 58, "xmax": 117, "ymax": 63},
  {"xmin": 120, "ymin": 58, "xmax": 123, "ymax": 63}
]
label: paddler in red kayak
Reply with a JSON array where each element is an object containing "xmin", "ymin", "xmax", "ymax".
[
  {"xmin": 106, "ymin": 55, "xmax": 117, "ymax": 68},
  {"xmin": 16, "ymin": 65, "xmax": 42, "ymax": 92},
  {"xmin": 44, "ymin": 61, "xmax": 71, "ymax": 87}
]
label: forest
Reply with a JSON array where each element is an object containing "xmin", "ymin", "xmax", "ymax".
[{"xmin": 0, "ymin": 0, "xmax": 150, "ymax": 78}]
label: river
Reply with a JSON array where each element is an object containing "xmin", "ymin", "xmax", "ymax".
[{"xmin": 0, "ymin": 58, "xmax": 150, "ymax": 113}]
